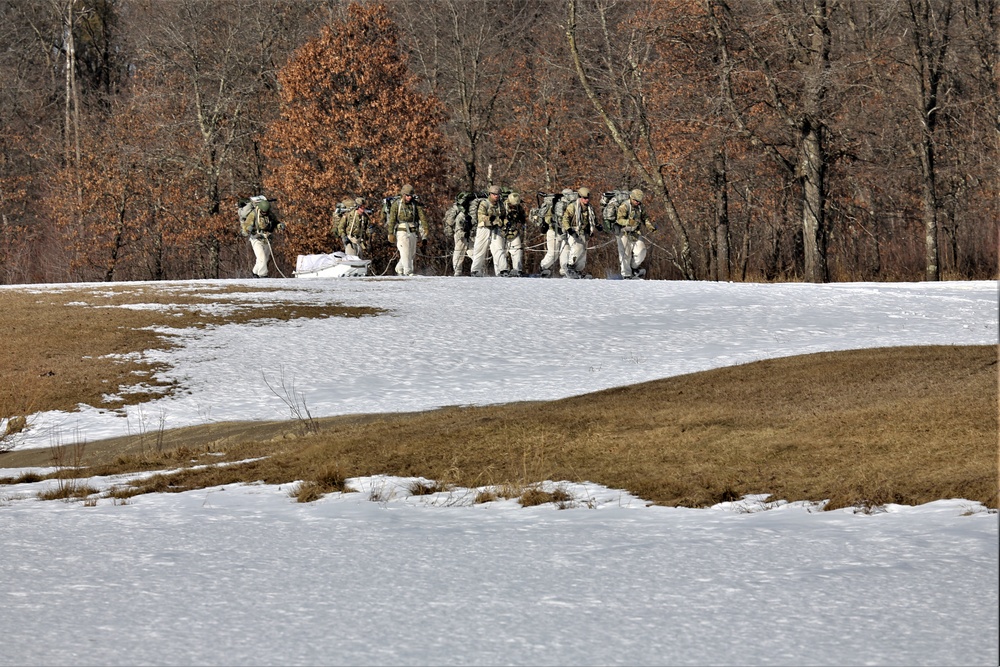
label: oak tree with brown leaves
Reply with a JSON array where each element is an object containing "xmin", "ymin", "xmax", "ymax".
[{"xmin": 264, "ymin": 2, "xmax": 448, "ymax": 267}]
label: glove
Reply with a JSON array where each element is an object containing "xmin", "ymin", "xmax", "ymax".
[
  {"xmin": 388, "ymin": 234, "xmax": 396, "ymax": 244},
  {"xmin": 420, "ymin": 237, "xmax": 428, "ymax": 249},
  {"xmin": 566, "ymin": 228, "xmax": 576, "ymax": 237},
  {"xmin": 539, "ymin": 222, "xmax": 549, "ymax": 234},
  {"xmin": 342, "ymin": 235, "xmax": 350, "ymax": 247}
]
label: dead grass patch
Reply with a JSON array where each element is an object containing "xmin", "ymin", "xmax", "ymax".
[
  {"xmin": 0, "ymin": 284, "xmax": 995, "ymax": 510},
  {"xmin": 408, "ymin": 479, "xmax": 448, "ymax": 496},
  {"xmin": 0, "ymin": 284, "xmax": 382, "ymax": 425},
  {"xmin": 519, "ymin": 485, "xmax": 574, "ymax": 508},
  {"xmin": 103, "ymin": 344, "xmax": 993, "ymax": 510}
]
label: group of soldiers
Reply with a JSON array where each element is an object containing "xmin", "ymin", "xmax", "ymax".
[{"xmin": 239, "ymin": 183, "xmax": 656, "ymax": 279}]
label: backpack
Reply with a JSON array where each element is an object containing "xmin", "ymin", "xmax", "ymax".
[
  {"xmin": 552, "ymin": 188, "xmax": 578, "ymax": 228},
  {"xmin": 332, "ymin": 199, "xmax": 357, "ymax": 231},
  {"xmin": 466, "ymin": 194, "xmax": 488, "ymax": 227},
  {"xmin": 382, "ymin": 194, "xmax": 421, "ymax": 222},
  {"xmin": 334, "ymin": 199, "xmax": 356, "ymax": 220},
  {"xmin": 451, "ymin": 190, "xmax": 488, "ymax": 230},
  {"xmin": 443, "ymin": 203, "xmax": 468, "ymax": 237},
  {"xmin": 601, "ymin": 190, "xmax": 632, "ymax": 232},
  {"xmin": 381, "ymin": 195, "xmax": 400, "ymax": 221},
  {"xmin": 239, "ymin": 195, "xmax": 275, "ymax": 235},
  {"xmin": 238, "ymin": 195, "xmax": 269, "ymax": 224},
  {"xmin": 529, "ymin": 191, "xmax": 562, "ymax": 233}
]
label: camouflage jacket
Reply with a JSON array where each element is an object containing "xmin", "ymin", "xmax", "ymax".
[
  {"xmin": 561, "ymin": 201, "xmax": 597, "ymax": 235},
  {"xmin": 616, "ymin": 201, "xmax": 655, "ymax": 235},
  {"xmin": 388, "ymin": 199, "xmax": 428, "ymax": 239}
]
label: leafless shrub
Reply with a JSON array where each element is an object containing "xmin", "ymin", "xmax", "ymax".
[
  {"xmin": 45, "ymin": 439, "xmax": 89, "ymax": 501},
  {"xmin": 263, "ymin": 366, "xmax": 318, "ymax": 434}
]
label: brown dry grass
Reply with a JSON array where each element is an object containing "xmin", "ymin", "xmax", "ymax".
[
  {"xmin": 0, "ymin": 284, "xmax": 996, "ymax": 510},
  {"xmin": 0, "ymin": 284, "xmax": 380, "ymax": 420}
]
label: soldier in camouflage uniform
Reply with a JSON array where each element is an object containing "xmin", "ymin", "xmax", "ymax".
[
  {"xmin": 239, "ymin": 198, "xmax": 284, "ymax": 278},
  {"xmin": 499, "ymin": 192, "xmax": 527, "ymax": 277},
  {"xmin": 559, "ymin": 187, "xmax": 598, "ymax": 279},
  {"xmin": 387, "ymin": 184, "xmax": 429, "ymax": 276},
  {"xmin": 337, "ymin": 197, "xmax": 371, "ymax": 259},
  {"xmin": 614, "ymin": 188, "xmax": 657, "ymax": 279},
  {"xmin": 470, "ymin": 184, "xmax": 509, "ymax": 277},
  {"xmin": 450, "ymin": 211, "xmax": 474, "ymax": 276}
]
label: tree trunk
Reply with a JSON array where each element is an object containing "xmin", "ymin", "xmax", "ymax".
[
  {"xmin": 712, "ymin": 148, "xmax": 730, "ymax": 281},
  {"xmin": 919, "ymin": 136, "xmax": 940, "ymax": 280},
  {"xmin": 800, "ymin": 118, "xmax": 828, "ymax": 282},
  {"xmin": 902, "ymin": 0, "xmax": 954, "ymax": 281}
]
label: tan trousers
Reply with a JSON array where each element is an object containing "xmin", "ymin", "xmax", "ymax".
[
  {"xmin": 470, "ymin": 226, "xmax": 508, "ymax": 276},
  {"xmin": 505, "ymin": 235, "xmax": 524, "ymax": 274},
  {"xmin": 250, "ymin": 236, "xmax": 272, "ymax": 277},
  {"xmin": 616, "ymin": 232, "xmax": 648, "ymax": 277},
  {"xmin": 540, "ymin": 228, "xmax": 564, "ymax": 273},
  {"xmin": 452, "ymin": 231, "xmax": 473, "ymax": 275},
  {"xmin": 560, "ymin": 232, "xmax": 588, "ymax": 276},
  {"xmin": 344, "ymin": 236, "xmax": 364, "ymax": 259},
  {"xmin": 395, "ymin": 229, "xmax": 417, "ymax": 276}
]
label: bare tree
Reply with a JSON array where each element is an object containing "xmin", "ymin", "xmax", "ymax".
[
  {"xmin": 899, "ymin": 0, "xmax": 957, "ymax": 281},
  {"xmin": 396, "ymin": 0, "xmax": 538, "ymax": 192},
  {"xmin": 566, "ymin": 0, "xmax": 696, "ymax": 278}
]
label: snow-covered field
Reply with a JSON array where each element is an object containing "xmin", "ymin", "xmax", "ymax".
[{"xmin": 1, "ymin": 278, "xmax": 997, "ymax": 666}]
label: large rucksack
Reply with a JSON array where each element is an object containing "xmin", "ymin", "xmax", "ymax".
[
  {"xmin": 238, "ymin": 195, "xmax": 269, "ymax": 224},
  {"xmin": 529, "ymin": 191, "xmax": 563, "ymax": 233},
  {"xmin": 552, "ymin": 188, "xmax": 578, "ymax": 229},
  {"xmin": 443, "ymin": 202, "xmax": 476, "ymax": 237},
  {"xmin": 334, "ymin": 199, "xmax": 357, "ymax": 220},
  {"xmin": 332, "ymin": 199, "xmax": 357, "ymax": 232},
  {"xmin": 466, "ymin": 193, "xmax": 489, "ymax": 227},
  {"xmin": 382, "ymin": 194, "xmax": 422, "ymax": 223},
  {"xmin": 457, "ymin": 191, "xmax": 486, "ymax": 235},
  {"xmin": 600, "ymin": 190, "xmax": 632, "ymax": 232},
  {"xmin": 239, "ymin": 195, "xmax": 276, "ymax": 235},
  {"xmin": 381, "ymin": 195, "xmax": 399, "ymax": 221}
]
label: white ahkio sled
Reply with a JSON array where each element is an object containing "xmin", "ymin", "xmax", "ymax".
[{"xmin": 294, "ymin": 252, "xmax": 371, "ymax": 278}]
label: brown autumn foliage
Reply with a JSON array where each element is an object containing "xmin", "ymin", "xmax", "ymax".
[
  {"xmin": 263, "ymin": 2, "xmax": 449, "ymax": 269},
  {"xmin": 0, "ymin": 0, "xmax": 994, "ymax": 284}
]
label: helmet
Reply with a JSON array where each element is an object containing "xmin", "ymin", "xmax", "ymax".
[
  {"xmin": 630, "ymin": 189, "xmax": 644, "ymax": 202},
  {"xmin": 256, "ymin": 200, "xmax": 271, "ymax": 213},
  {"xmin": 354, "ymin": 197, "xmax": 365, "ymax": 206},
  {"xmin": 507, "ymin": 192, "xmax": 521, "ymax": 205},
  {"xmin": 400, "ymin": 184, "xmax": 414, "ymax": 196},
  {"xmin": 577, "ymin": 187, "xmax": 590, "ymax": 198},
  {"xmin": 488, "ymin": 185, "xmax": 502, "ymax": 195}
]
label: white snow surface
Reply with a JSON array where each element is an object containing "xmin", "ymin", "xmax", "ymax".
[{"xmin": 1, "ymin": 277, "xmax": 997, "ymax": 666}]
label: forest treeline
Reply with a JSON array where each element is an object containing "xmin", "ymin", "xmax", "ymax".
[{"xmin": 0, "ymin": 0, "xmax": 996, "ymax": 284}]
